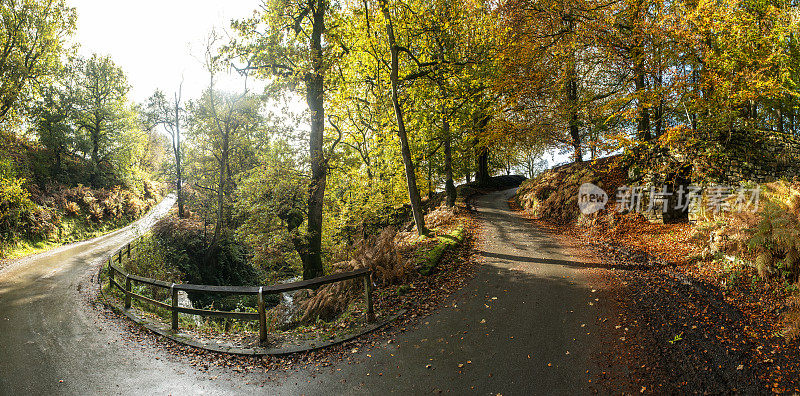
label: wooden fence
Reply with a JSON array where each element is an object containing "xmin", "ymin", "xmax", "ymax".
[{"xmin": 105, "ymin": 239, "xmax": 374, "ymax": 345}]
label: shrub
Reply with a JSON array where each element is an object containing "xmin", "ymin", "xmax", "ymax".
[
  {"xmin": 0, "ymin": 159, "xmax": 38, "ymax": 243},
  {"xmin": 65, "ymin": 201, "xmax": 80, "ymax": 215},
  {"xmin": 299, "ymin": 227, "xmax": 412, "ymax": 322},
  {"xmin": 151, "ymin": 216, "xmax": 262, "ymax": 309},
  {"xmin": 729, "ymin": 181, "xmax": 800, "ymax": 280}
]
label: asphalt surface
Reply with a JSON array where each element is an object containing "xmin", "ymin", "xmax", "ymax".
[{"xmin": 0, "ymin": 188, "xmax": 607, "ymax": 395}]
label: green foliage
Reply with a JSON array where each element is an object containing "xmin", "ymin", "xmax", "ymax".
[
  {"xmin": 150, "ymin": 216, "xmax": 264, "ymax": 308},
  {"xmin": 0, "ymin": 158, "xmax": 38, "ymax": 246},
  {"xmin": 183, "ymin": 89, "xmax": 266, "ymax": 231},
  {"xmin": 235, "ymin": 140, "xmax": 307, "ymax": 279},
  {"xmin": 72, "ymin": 54, "xmax": 141, "ymax": 186},
  {"xmin": 0, "ymin": 0, "xmax": 76, "ymax": 121}
]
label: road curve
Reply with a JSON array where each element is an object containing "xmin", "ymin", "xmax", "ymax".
[
  {"xmin": 0, "ymin": 188, "xmax": 608, "ymax": 395},
  {"xmin": 0, "ymin": 194, "xmax": 274, "ymax": 394},
  {"xmin": 301, "ymin": 188, "xmax": 608, "ymax": 394}
]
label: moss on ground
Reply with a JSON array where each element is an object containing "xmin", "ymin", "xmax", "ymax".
[{"xmin": 417, "ymin": 225, "xmax": 466, "ymax": 276}]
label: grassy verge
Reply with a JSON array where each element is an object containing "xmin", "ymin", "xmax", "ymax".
[
  {"xmin": 3, "ymin": 217, "xmax": 133, "ymax": 261},
  {"xmin": 417, "ymin": 225, "xmax": 466, "ymax": 275}
]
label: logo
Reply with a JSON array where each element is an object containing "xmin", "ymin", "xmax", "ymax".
[
  {"xmin": 575, "ymin": 183, "xmax": 761, "ymax": 215},
  {"xmin": 578, "ymin": 183, "xmax": 608, "ymax": 215}
]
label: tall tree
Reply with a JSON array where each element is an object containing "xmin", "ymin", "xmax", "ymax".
[
  {"xmin": 0, "ymin": 0, "xmax": 75, "ymax": 122},
  {"xmin": 72, "ymin": 54, "xmax": 132, "ymax": 186},
  {"xmin": 229, "ymin": 0, "xmax": 344, "ymax": 279},
  {"xmin": 30, "ymin": 63, "xmax": 77, "ymax": 176},
  {"xmin": 146, "ymin": 86, "xmax": 185, "ymax": 218},
  {"xmin": 378, "ymin": 0, "xmax": 429, "ymax": 235}
]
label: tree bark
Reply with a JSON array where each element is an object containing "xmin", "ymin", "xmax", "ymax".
[
  {"xmin": 209, "ymin": 124, "xmax": 229, "ymax": 262},
  {"xmin": 634, "ymin": 51, "xmax": 650, "ymax": 141},
  {"xmin": 476, "ymin": 146, "xmax": 490, "ymax": 184},
  {"xmin": 443, "ymin": 116, "xmax": 456, "ymax": 207},
  {"xmin": 427, "ymin": 159, "xmax": 433, "ymax": 200},
  {"xmin": 654, "ymin": 66, "xmax": 664, "ymax": 138},
  {"xmin": 303, "ymin": 0, "xmax": 328, "ymax": 279},
  {"xmin": 174, "ymin": 98, "xmax": 184, "ymax": 218},
  {"xmin": 91, "ymin": 123, "xmax": 100, "ymax": 186},
  {"xmin": 380, "ymin": 0, "xmax": 428, "ymax": 236},
  {"xmin": 566, "ymin": 53, "xmax": 582, "ymax": 163}
]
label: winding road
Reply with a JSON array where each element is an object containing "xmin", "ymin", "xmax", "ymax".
[{"xmin": 0, "ymin": 189, "xmax": 608, "ymax": 395}]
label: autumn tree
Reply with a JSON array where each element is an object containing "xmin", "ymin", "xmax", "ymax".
[
  {"xmin": 72, "ymin": 54, "xmax": 134, "ymax": 186},
  {"xmin": 496, "ymin": 0, "xmax": 596, "ymax": 162},
  {"xmin": 0, "ymin": 0, "xmax": 76, "ymax": 122},
  {"xmin": 186, "ymin": 80, "xmax": 265, "ymax": 259},
  {"xmin": 229, "ymin": 0, "xmax": 344, "ymax": 279},
  {"xmin": 146, "ymin": 86, "xmax": 186, "ymax": 218}
]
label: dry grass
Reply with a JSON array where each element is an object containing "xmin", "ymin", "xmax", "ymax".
[
  {"xmin": 300, "ymin": 206, "xmax": 467, "ymax": 323},
  {"xmin": 425, "ymin": 205, "xmax": 458, "ymax": 229},
  {"xmin": 300, "ymin": 227, "xmax": 414, "ymax": 322},
  {"xmin": 515, "ymin": 156, "xmax": 626, "ymax": 224}
]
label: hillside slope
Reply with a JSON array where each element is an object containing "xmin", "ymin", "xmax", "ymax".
[{"xmin": 0, "ymin": 133, "xmax": 165, "ymax": 260}]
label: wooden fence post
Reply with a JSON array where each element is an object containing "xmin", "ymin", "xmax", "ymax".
[
  {"xmin": 364, "ymin": 272, "xmax": 375, "ymax": 323},
  {"xmin": 258, "ymin": 286, "xmax": 267, "ymax": 345},
  {"xmin": 124, "ymin": 275, "xmax": 131, "ymax": 309},
  {"xmin": 117, "ymin": 250, "xmax": 122, "ymax": 265},
  {"xmin": 171, "ymin": 284, "xmax": 179, "ymax": 332},
  {"xmin": 126, "ymin": 243, "xmax": 131, "ymax": 260}
]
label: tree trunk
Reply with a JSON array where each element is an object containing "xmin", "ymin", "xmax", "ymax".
[
  {"xmin": 53, "ymin": 142, "xmax": 62, "ymax": 175},
  {"xmin": 91, "ymin": 125, "xmax": 100, "ymax": 186},
  {"xmin": 443, "ymin": 116, "xmax": 455, "ymax": 207},
  {"xmin": 174, "ymin": 99, "xmax": 184, "ymax": 218},
  {"xmin": 634, "ymin": 52, "xmax": 650, "ymax": 141},
  {"xmin": 303, "ymin": 0, "xmax": 328, "ymax": 279},
  {"xmin": 566, "ymin": 54, "xmax": 582, "ymax": 163},
  {"xmin": 208, "ymin": 126, "xmax": 229, "ymax": 264},
  {"xmin": 476, "ymin": 147, "xmax": 490, "ymax": 184},
  {"xmin": 691, "ymin": 67, "xmax": 698, "ymax": 133},
  {"xmin": 427, "ymin": 157, "xmax": 433, "ymax": 200},
  {"xmin": 380, "ymin": 0, "xmax": 428, "ymax": 236},
  {"xmin": 654, "ymin": 68, "xmax": 664, "ymax": 138}
]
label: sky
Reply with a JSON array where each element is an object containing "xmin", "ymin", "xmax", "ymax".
[{"xmin": 69, "ymin": 0, "xmax": 262, "ymax": 104}]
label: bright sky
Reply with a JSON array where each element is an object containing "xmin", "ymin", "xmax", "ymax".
[{"xmin": 69, "ymin": 0, "xmax": 262, "ymax": 104}]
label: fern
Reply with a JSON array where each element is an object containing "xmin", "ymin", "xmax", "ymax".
[{"xmin": 740, "ymin": 182, "xmax": 800, "ymax": 281}]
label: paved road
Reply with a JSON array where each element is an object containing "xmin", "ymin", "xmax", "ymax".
[
  {"xmin": 311, "ymin": 188, "xmax": 607, "ymax": 394},
  {"xmin": 0, "ymin": 188, "xmax": 607, "ymax": 395},
  {"xmin": 0, "ymin": 195, "xmax": 284, "ymax": 394}
]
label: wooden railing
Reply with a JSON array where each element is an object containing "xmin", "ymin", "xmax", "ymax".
[{"xmin": 105, "ymin": 239, "xmax": 374, "ymax": 345}]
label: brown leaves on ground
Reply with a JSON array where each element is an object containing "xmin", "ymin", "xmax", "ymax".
[
  {"xmin": 582, "ymin": 210, "xmax": 700, "ymax": 266},
  {"xmin": 513, "ymin": 172, "xmax": 800, "ymax": 393},
  {"xmin": 105, "ymin": 206, "xmax": 481, "ymax": 377}
]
